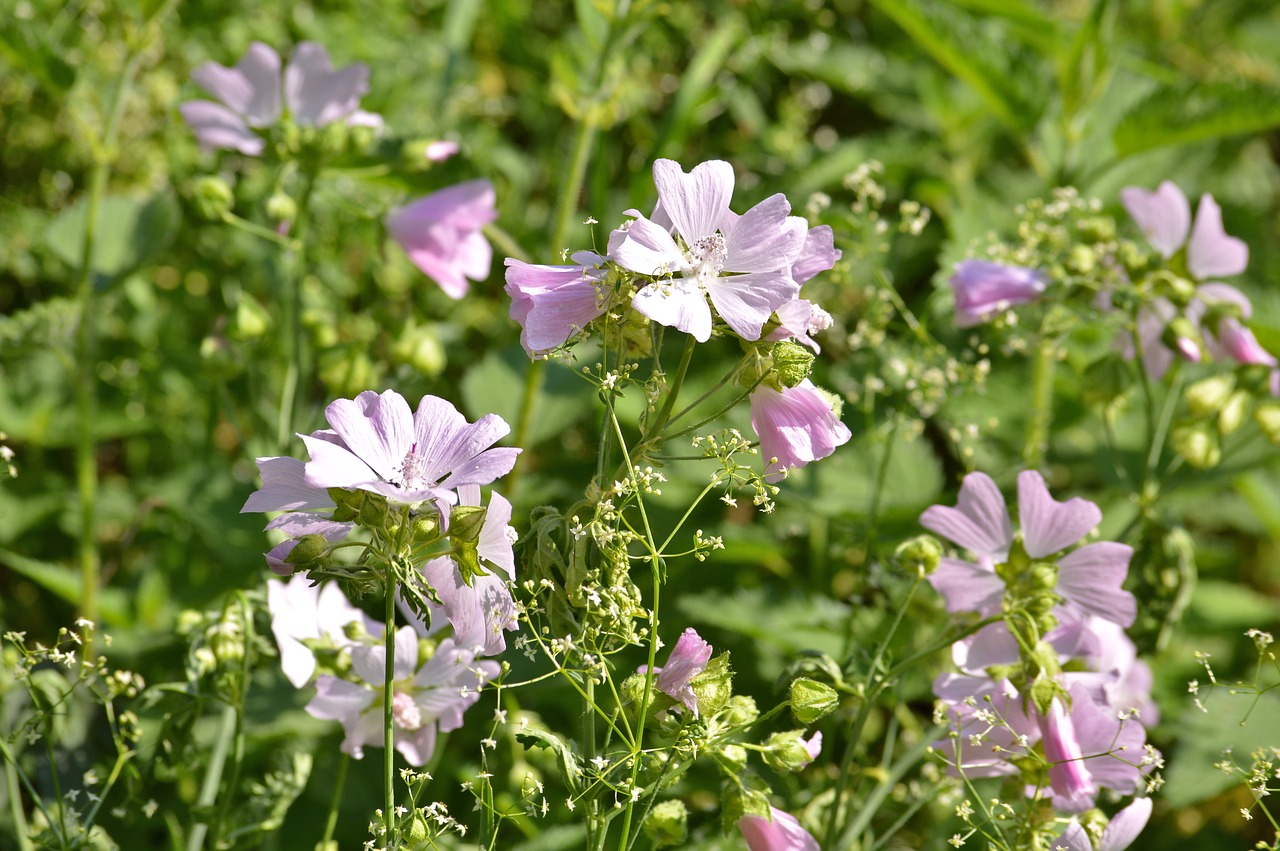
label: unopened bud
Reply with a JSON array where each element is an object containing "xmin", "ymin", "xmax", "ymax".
[
  {"xmin": 317, "ymin": 120, "xmax": 349, "ymax": 157},
  {"xmin": 642, "ymin": 799, "xmax": 688, "ymax": 849},
  {"xmin": 231, "ymin": 295, "xmax": 270, "ymax": 340},
  {"xmin": 1161, "ymin": 317, "xmax": 1202, "ymax": 362},
  {"xmin": 1219, "ymin": 390, "xmax": 1250, "ymax": 436},
  {"xmin": 1171, "ymin": 422, "xmax": 1221, "ymax": 469},
  {"xmin": 285, "ymin": 534, "xmax": 330, "ymax": 566},
  {"xmin": 405, "ymin": 813, "xmax": 429, "ymax": 845},
  {"xmin": 358, "ymin": 493, "xmax": 390, "ymax": 529},
  {"xmin": 771, "ymin": 341, "xmax": 815, "ymax": 389},
  {"xmin": 265, "ymin": 191, "xmax": 297, "ymax": 224},
  {"xmin": 789, "ymin": 677, "xmax": 838, "ymax": 724},
  {"xmin": 1028, "ymin": 675, "xmax": 1062, "ymax": 717},
  {"xmin": 762, "ymin": 730, "xmax": 818, "ymax": 773},
  {"xmin": 895, "ymin": 535, "xmax": 942, "ymax": 575},
  {"xmin": 1184, "ymin": 375, "xmax": 1236, "ymax": 418},
  {"xmin": 721, "ymin": 695, "xmax": 759, "ymax": 727},
  {"xmin": 192, "ymin": 176, "xmax": 233, "ymax": 221},
  {"xmin": 1255, "ymin": 400, "xmax": 1280, "ymax": 443},
  {"xmin": 449, "ymin": 505, "xmax": 487, "ymax": 543},
  {"xmin": 690, "ymin": 653, "xmax": 733, "ymax": 717}
]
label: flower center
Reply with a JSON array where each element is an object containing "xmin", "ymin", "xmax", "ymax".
[
  {"xmin": 391, "ymin": 690, "xmax": 423, "ymax": 731},
  {"xmin": 806, "ymin": 306, "xmax": 833, "ymax": 335},
  {"xmin": 686, "ymin": 233, "xmax": 727, "ymax": 280},
  {"xmin": 398, "ymin": 443, "xmax": 429, "ymax": 490}
]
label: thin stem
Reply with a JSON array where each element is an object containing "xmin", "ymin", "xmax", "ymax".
[
  {"xmin": 1146, "ymin": 362, "xmax": 1184, "ymax": 481},
  {"xmin": 321, "ymin": 753, "xmax": 350, "ymax": 846},
  {"xmin": 645, "ymin": 335, "xmax": 696, "ymax": 442},
  {"xmin": 1022, "ymin": 336, "xmax": 1057, "ymax": 469},
  {"xmin": 583, "ymin": 678, "xmax": 600, "ymax": 849},
  {"xmin": 277, "ymin": 170, "xmax": 317, "ymax": 451},
  {"xmin": 186, "ymin": 700, "xmax": 237, "ymax": 851},
  {"xmin": 0, "ymin": 739, "xmax": 37, "ymax": 851},
  {"xmin": 383, "ymin": 573, "xmax": 397, "ymax": 844},
  {"xmin": 865, "ymin": 418, "xmax": 898, "ymax": 561},
  {"xmin": 663, "ymin": 354, "xmax": 745, "ymax": 429},
  {"xmin": 839, "ymin": 724, "xmax": 943, "ymax": 846}
]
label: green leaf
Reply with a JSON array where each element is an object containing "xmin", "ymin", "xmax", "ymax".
[
  {"xmin": 1188, "ymin": 579, "xmax": 1280, "ymax": 629},
  {"xmin": 0, "ymin": 24, "xmax": 76, "ymax": 94},
  {"xmin": 1161, "ymin": 691, "xmax": 1280, "ymax": 807},
  {"xmin": 0, "ymin": 548, "xmax": 130, "ymax": 623},
  {"xmin": 515, "ymin": 727, "xmax": 583, "ymax": 794},
  {"xmin": 460, "ymin": 348, "xmax": 590, "ymax": 447},
  {"xmin": 45, "ymin": 192, "xmax": 179, "ymax": 287},
  {"xmin": 1114, "ymin": 81, "xmax": 1280, "ymax": 157}
]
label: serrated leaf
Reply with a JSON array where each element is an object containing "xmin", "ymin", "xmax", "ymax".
[
  {"xmin": 45, "ymin": 193, "xmax": 179, "ymax": 287},
  {"xmin": 1114, "ymin": 81, "xmax": 1280, "ymax": 157}
]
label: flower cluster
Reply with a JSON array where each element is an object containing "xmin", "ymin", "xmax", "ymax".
[
  {"xmin": 245, "ymin": 389, "xmax": 521, "ymax": 765},
  {"xmin": 921, "ymin": 471, "xmax": 1158, "ymax": 837},
  {"xmin": 502, "ymin": 158, "xmax": 850, "ymax": 481}
]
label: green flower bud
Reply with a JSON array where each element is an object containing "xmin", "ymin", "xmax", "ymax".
[
  {"xmin": 771, "ymin": 341, "xmax": 815, "ymax": 389},
  {"xmin": 209, "ymin": 618, "xmax": 245, "ymax": 666},
  {"xmin": 1066, "ymin": 245, "xmax": 1096, "ymax": 274},
  {"xmin": 1219, "ymin": 390, "xmax": 1250, "ymax": 436},
  {"xmin": 411, "ymin": 513, "xmax": 441, "ymax": 544},
  {"xmin": 391, "ymin": 324, "xmax": 446, "ymax": 376},
  {"xmin": 449, "ymin": 505, "xmax": 487, "ymax": 544},
  {"xmin": 894, "ymin": 535, "xmax": 942, "ymax": 575},
  {"xmin": 1151, "ymin": 271, "xmax": 1198, "ymax": 306},
  {"xmin": 715, "ymin": 743, "xmax": 749, "ymax": 772},
  {"xmin": 762, "ymin": 730, "xmax": 818, "ymax": 773},
  {"xmin": 1254, "ymin": 400, "xmax": 1280, "ymax": 443},
  {"xmin": 317, "ymin": 121, "xmax": 348, "ymax": 157},
  {"xmin": 1161, "ymin": 316, "xmax": 1201, "ymax": 359},
  {"xmin": 1117, "ymin": 241, "xmax": 1150, "ymax": 275},
  {"xmin": 721, "ymin": 695, "xmax": 759, "ymax": 727},
  {"xmin": 192, "ymin": 176, "xmax": 233, "ymax": 221},
  {"xmin": 358, "ymin": 493, "xmax": 390, "ymax": 529},
  {"xmin": 265, "ymin": 191, "xmax": 297, "ymax": 224},
  {"xmin": 1171, "ymin": 422, "xmax": 1221, "ymax": 469},
  {"xmin": 690, "ymin": 653, "xmax": 733, "ymax": 717},
  {"xmin": 1184, "ymin": 375, "xmax": 1236, "ymax": 418},
  {"xmin": 405, "ymin": 812, "xmax": 429, "ymax": 845},
  {"xmin": 452, "ymin": 541, "xmax": 486, "ymax": 586},
  {"xmin": 642, "ymin": 799, "xmax": 688, "ymax": 849},
  {"xmin": 286, "ymin": 534, "xmax": 330, "ymax": 567},
  {"xmin": 790, "ymin": 677, "xmax": 839, "ymax": 724},
  {"xmin": 279, "ymin": 120, "xmax": 301, "ymax": 155},
  {"xmin": 231, "ymin": 295, "xmax": 271, "ymax": 340}
]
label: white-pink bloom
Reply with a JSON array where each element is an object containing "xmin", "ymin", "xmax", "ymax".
[
  {"xmin": 610, "ymin": 159, "xmax": 805, "ymax": 342},
  {"xmin": 388, "ymin": 180, "xmax": 498, "ymax": 299},
  {"xmin": 949, "ymin": 260, "xmax": 1048, "ymax": 328},
  {"xmin": 267, "ymin": 573, "xmax": 378, "ymax": 687},
  {"xmin": 504, "ymin": 252, "xmax": 607, "ymax": 356},
  {"xmin": 181, "ymin": 41, "xmax": 375, "ymax": 156},
  {"xmin": 749, "ymin": 379, "xmax": 851, "ymax": 482},
  {"xmin": 737, "ymin": 807, "xmax": 820, "ymax": 851}
]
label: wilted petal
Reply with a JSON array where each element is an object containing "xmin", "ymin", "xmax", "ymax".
[
  {"xmin": 1017, "ymin": 470, "xmax": 1102, "ymax": 558},
  {"xmin": 1120, "ymin": 181, "xmax": 1190, "ymax": 258},
  {"xmin": 1057, "ymin": 542, "xmax": 1137, "ymax": 626},
  {"xmin": 1187, "ymin": 194, "xmax": 1248, "ymax": 279},
  {"xmin": 919, "ymin": 472, "xmax": 1013, "ymax": 559},
  {"xmin": 652, "ymin": 158, "xmax": 733, "ymax": 243}
]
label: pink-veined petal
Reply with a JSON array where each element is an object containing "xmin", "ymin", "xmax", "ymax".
[
  {"xmin": 928, "ymin": 557, "xmax": 1005, "ymax": 614},
  {"xmin": 722, "ymin": 195, "xmax": 806, "ymax": 273},
  {"xmin": 708, "ymin": 270, "xmax": 800, "ymax": 340},
  {"xmin": 919, "ymin": 472, "xmax": 1013, "ymax": 559},
  {"xmin": 610, "ymin": 216, "xmax": 685, "ymax": 276},
  {"xmin": 652, "ymin": 158, "xmax": 733, "ymax": 243},
  {"xmin": 1017, "ymin": 470, "xmax": 1102, "ymax": 558},
  {"xmin": 632, "ymin": 279, "xmax": 713, "ymax": 342},
  {"xmin": 1057, "ymin": 543, "xmax": 1137, "ymax": 626}
]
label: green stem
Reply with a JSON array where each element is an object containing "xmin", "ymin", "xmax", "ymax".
[
  {"xmin": 0, "ymin": 739, "xmax": 36, "ymax": 851},
  {"xmin": 645, "ymin": 335, "xmax": 696, "ymax": 442},
  {"xmin": 865, "ymin": 419, "xmax": 898, "ymax": 561},
  {"xmin": 186, "ymin": 700, "xmax": 237, "ymax": 851},
  {"xmin": 321, "ymin": 753, "xmax": 350, "ymax": 846},
  {"xmin": 583, "ymin": 677, "xmax": 600, "ymax": 849},
  {"xmin": 383, "ymin": 574, "xmax": 397, "ymax": 845},
  {"xmin": 838, "ymin": 724, "xmax": 942, "ymax": 847},
  {"xmin": 208, "ymin": 595, "xmax": 253, "ymax": 849},
  {"xmin": 277, "ymin": 171, "xmax": 317, "ymax": 452},
  {"xmin": 1023, "ymin": 336, "xmax": 1057, "ymax": 469},
  {"xmin": 1146, "ymin": 362, "xmax": 1184, "ymax": 481}
]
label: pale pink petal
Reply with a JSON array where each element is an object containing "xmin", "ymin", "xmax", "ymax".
[
  {"xmin": 928, "ymin": 558, "xmax": 1005, "ymax": 614},
  {"xmin": 1067, "ymin": 682, "xmax": 1150, "ymax": 795},
  {"xmin": 722, "ymin": 195, "xmax": 806, "ymax": 273},
  {"xmin": 299, "ymin": 433, "xmax": 381, "ymax": 491},
  {"xmin": 242, "ymin": 456, "xmax": 335, "ymax": 512},
  {"xmin": 632, "ymin": 279, "xmax": 714, "ymax": 342},
  {"xmin": 952, "ymin": 622, "xmax": 1020, "ymax": 671},
  {"xmin": 478, "ymin": 492, "xmax": 516, "ymax": 579},
  {"xmin": 1195, "ymin": 282, "xmax": 1253, "ymax": 319},
  {"xmin": 1216, "ymin": 319, "xmax": 1276, "ymax": 367},
  {"xmin": 1099, "ymin": 797, "xmax": 1153, "ymax": 851},
  {"xmin": 1017, "ymin": 470, "xmax": 1102, "ymax": 558},
  {"xmin": 1120, "ymin": 181, "xmax": 1190, "ymax": 258},
  {"xmin": 919, "ymin": 472, "xmax": 1013, "ymax": 559},
  {"xmin": 191, "ymin": 42, "xmax": 282, "ymax": 124},
  {"xmin": 387, "ymin": 181, "xmax": 497, "ymax": 298},
  {"xmin": 1187, "ymin": 194, "xmax": 1248, "ymax": 279},
  {"xmin": 179, "ymin": 101, "xmax": 265, "ymax": 155},
  {"xmin": 950, "ymin": 260, "xmax": 1047, "ymax": 327},
  {"xmin": 323, "ymin": 390, "xmax": 413, "ymax": 483},
  {"xmin": 1040, "ymin": 696, "xmax": 1099, "ymax": 813},
  {"xmin": 610, "ymin": 216, "xmax": 685, "ymax": 276},
  {"xmin": 653, "ymin": 628, "xmax": 713, "ymax": 715},
  {"xmin": 1057, "ymin": 543, "xmax": 1137, "ymax": 626},
  {"xmin": 504, "ymin": 259, "xmax": 606, "ymax": 355},
  {"xmin": 1054, "ymin": 823, "xmax": 1093, "ymax": 851},
  {"xmin": 738, "ymin": 807, "xmax": 819, "ymax": 851},
  {"xmin": 791, "ymin": 225, "xmax": 841, "ymax": 285},
  {"xmin": 749, "ymin": 380, "xmax": 850, "ymax": 481},
  {"xmin": 708, "ymin": 270, "xmax": 800, "ymax": 341},
  {"xmin": 284, "ymin": 42, "xmax": 369, "ymax": 126},
  {"xmin": 652, "ymin": 159, "xmax": 733, "ymax": 242}
]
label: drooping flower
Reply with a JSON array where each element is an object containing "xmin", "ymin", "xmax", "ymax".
[
  {"xmin": 749, "ymin": 379, "xmax": 852, "ymax": 482},
  {"xmin": 504, "ymin": 252, "xmax": 607, "ymax": 356},
  {"xmin": 610, "ymin": 159, "xmax": 806, "ymax": 342},
  {"xmin": 181, "ymin": 41, "xmax": 376, "ymax": 156},
  {"xmin": 640, "ymin": 628, "xmax": 713, "ymax": 716},
  {"xmin": 948, "ymin": 260, "xmax": 1048, "ymax": 328},
  {"xmin": 298, "ymin": 389, "xmax": 519, "ymax": 515},
  {"xmin": 241, "ymin": 456, "xmax": 353, "ymax": 575},
  {"xmin": 737, "ymin": 807, "xmax": 820, "ymax": 851},
  {"xmin": 267, "ymin": 573, "xmax": 378, "ymax": 687},
  {"xmin": 388, "ymin": 180, "xmax": 498, "ymax": 299},
  {"xmin": 1052, "ymin": 797, "xmax": 1153, "ymax": 851},
  {"xmin": 920, "ymin": 470, "xmax": 1136, "ymax": 627},
  {"xmin": 409, "ymin": 489, "xmax": 519, "ymax": 656},
  {"xmin": 306, "ymin": 629, "xmax": 497, "ymax": 765}
]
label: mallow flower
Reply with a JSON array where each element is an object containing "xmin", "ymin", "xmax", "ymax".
[
  {"xmin": 267, "ymin": 573, "xmax": 378, "ymax": 687},
  {"xmin": 306, "ymin": 628, "xmax": 497, "ymax": 765},
  {"xmin": 737, "ymin": 807, "xmax": 820, "ymax": 851},
  {"xmin": 504, "ymin": 252, "xmax": 608, "ymax": 356},
  {"xmin": 948, "ymin": 260, "xmax": 1048, "ymax": 328},
  {"xmin": 919, "ymin": 470, "xmax": 1136, "ymax": 627},
  {"xmin": 299, "ymin": 389, "xmax": 519, "ymax": 516},
  {"xmin": 640, "ymin": 628, "xmax": 713, "ymax": 716},
  {"xmin": 749, "ymin": 379, "xmax": 851, "ymax": 482},
  {"xmin": 1052, "ymin": 797, "xmax": 1153, "ymax": 851},
  {"xmin": 181, "ymin": 41, "xmax": 378, "ymax": 156},
  {"xmin": 388, "ymin": 180, "xmax": 498, "ymax": 299},
  {"xmin": 610, "ymin": 159, "xmax": 806, "ymax": 342}
]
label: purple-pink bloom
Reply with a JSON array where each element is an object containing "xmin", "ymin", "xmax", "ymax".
[
  {"xmin": 1037, "ymin": 682, "xmax": 1151, "ymax": 812},
  {"xmin": 388, "ymin": 180, "xmax": 498, "ymax": 299},
  {"xmin": 737, "ymin": 807, "xmax": 820, "ymax": 851},
  {"xmin": 641, "ymin": 628, "xmax": 713, "ymax": 716},
  {"xmin": 306, "ymin": 629, "xmax": 497, "ymax": 765},
  {"xmin": 1053, "ymin": 797, "xmax": 1153, "ymax": 851},
  {"xmin": 948, "ymin": 260, "xmax": 1048, "ymax": 328},
  {"xmin": 181, "ymin": 41, "xmax": 375, "ymax": 156},
  {"xmin": 267, "ymin": 573, "xmax": 378, "ymax": 687},
  {"xmin": 504, "ymin": 252, "xmax": 607, "ymax": 356},
  {"xmin": 801, "ymin": 731, "xmax": 823, "ymax": 763},
  {"xmin": 920, "ymin": 471, "xmax": 1136, "ymax": 627},
  {"xmin": 1040, "ymin": 696, "xmax": 1098, "ymax": 812},
  {"xmin": 749, "ymin": 379, "xmax": 852, "ymax": 482},
  {"xmin": 1121, "ymin": 182, "xmax": 1248, "ymax": 277},
  {"xmin": 299, "ymin": 389, "xmax": 519, "ymax": 515},
  {"xmin": 610, "ymin": 159, "xmax": 805, "ymax": 342}
]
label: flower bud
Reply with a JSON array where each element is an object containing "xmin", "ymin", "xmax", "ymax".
[
  {"xmin": 1255, "ymin": 400, "xmax": 1280, "ymax": 443},
  {"xmin": 1161, "ymin": 317, "xmax": 1202, "ymax": 362},
  {"xmin": 1151, "ymin": 270, "xmax": 1198, "ymax": 306},
  {"xmin": 192, "ymin": 176, "xmax": 233, "ymax": 221},
  {"xmin": 762, "ymin": 730, "xmax": 818, "ymax": 773},
  {"xmin": 894, "ymin": 535, "xmax": 942, "ymax": 575},
  {"xmin": 1027, "ymin": 674, "xmax": 1062, "ymax": 718},
  {"xmin": 317, "ymin": 120, "xmax": 349, "ymax": 157},
  {"xmin": 720, "ymin": 695, "xmax": 759, "ymax": 727},
  {"xmin": 1219, "ymin": 390, "xmax": 1250, "ymax": 436},
  {"xmin": 1170, "ymin": 422, "xmax": 1221, "ymax": 469},
  {"xmin": 642, "ymin": 799, "xmax": 688, "ymax": 848},
  {"xmin": 358, "ymin": 493, "xmax": 390, "ymax": 529},
  {"xmin": 405, "ymin": 812, "xmax": 429, "ymax": 845},
  {"xmin": 285, "ymin": 534, "xmax": 330, "ymax": 567},
  {"xmin": 265, "ymin": 191, "xmax": 297, "ymax": 225},
  {"xmin": 690, "ymin": 653, "xmax": 733, "ymax": 717},
  {"xmin": 1184, "ymin": 375, "xmax": 1236, "ymax": 418},
  {"xmin": 720, "ymin": 779, "xmax": 772, "ymax": 832},
  {"xmin": 789, "ymin": 677, "xmax": 838, "ymax": 724},
  {"xmin": 771, "ymin": 341, "xmax": 815, "ymax": 389},
  {"xmin": 411, "ymin": 513, "xmax": 440, "ymax": 545},
  {"xmin": 449, "ymin": 505, "xmax": 488, "ymax": 544},
  {"xmin": 231, "ymin": 295, "xmax": 271, "ymax": 340}
]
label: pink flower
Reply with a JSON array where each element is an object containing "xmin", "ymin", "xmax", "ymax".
[
  {"xmin": 299, "ymin": 389, "xmax": 520, "ymax": 514},
  {"xmin": 920, "ymin": 471, "xmax": 1136, "ymax": 626},
  {"xmin": 948, "ymin": 260, "xmax": 1048, "ymax": 327},
  {"xmin": 1039, "ymin": 696, "xmax": 1098, "ymax": 812},
  {"xmin": 737, "ymin": 807, "xmax": 820, "ymax": 851},
  {"xmin": 641, "ymin": 628, "xmax": 713, "ymax": 715},
  {"xmin": 610, "ymin": 159, "xmax": 805, "ymax": 342},
  {"xmin": 1121, "ymin": 182, "xmax": 1248, "ymax": 276},
  {"xmin": 749, "ymin": 379, "xmax": 852, "ymax": 482},
  {"xmin": 504, "ymin": 252, "xmax": 607, "ymax": 356},
  {"xmin": 1053, "ymin": 797, "xmax": 1153, "ymax": 851},
  {"xmin": 306, "ymin": 630, "xmax": 497, "ymax": 765},
  {"xmin": 267, "ymin": 573, "xmax": 378, "ymax": 687},
  {"xmin": 388, "ymin": 180, "xmax": 498, "ymax": 299},
  {"xmin": 181, "ymin": 42, "xmax": 375, "ymax": 156}
]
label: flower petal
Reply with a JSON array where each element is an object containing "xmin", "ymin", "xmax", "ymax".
[
  {"xmin": 1188, "ymin": 194, "xmax": 1248, "ymax": 279},
  {"xmin": 632, "ymin": 279, "xmax": 713, "ymax": 342},
  {"xmin": 928, "ymin": 558, "xmax": 1005, "ymax": 614},
  {"xmin": 791, "ymin": 224, "xmax": 841, "ymax": 285},
  {"xmin": 179, "ymin": 101, "xmax": 265, "ymax": 155},
  {"xmin": 1057, "ymin": 542, "xmax": 1137, "ymax": 626},
  {"xmin": 1120, "ymin": 181, "xmax": 1189, "ymax": 258},
  {"xmin": 284, "ymin": 42, "xmax": 369, "ymax": 126},
  {"xmin": 324, "ymin": 390, "xmax": 414, "ymax": 483},
  {"xmin": 652, "ymin": 158, "xmax": 733, "ymax": 243},
  {"xmin": 1099, "ymin": 797, "xmax": 1153, "ymax": 851},
  {"xmin": 722, "ymin": 195, "xmax": 806, "ymax": 273},
  {"xmin": 1017, "ymin": 470, "xmax": 1101, "ymax": 558},
  {"xmin": 242, "ymin": 456, "xmax": 335, "ymax": 512},
  {"xmin": 708, "ymin": 270, "xmax": 800, "ymax": 340},
  {"xmin": 609, "ymin": 216, "xmax": 685, "ymax": 276},
  {"xmin": 919, "ymin": 472, "xmax": 1013, "ymax": 559}
]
